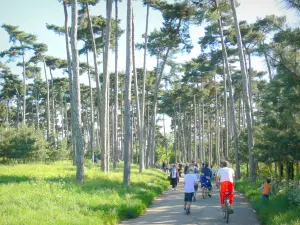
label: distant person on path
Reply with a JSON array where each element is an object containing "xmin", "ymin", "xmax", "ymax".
[
  {"xmin": 211, "ymin": 165, "xmax": 215, "ymax": 178},
  {"xmin": 216, "ymin": 161, "xmax": 235, "ymax": 214},
  {"xmin": 258, "ymin": 178, "xmax": 274, "ymax": 201},
  {"xmin": 184, "ymin": 164, "xmax": 189, "ymax": 175},
  {"xmin": 162, "ymin": 162, "xmax": 167, "ymax": 173},
  {"xmin": 183, "ymin": 167, "xmax": 198, "ymax": 215},
  {"xmin": 170, "ymin": 164, "xmax": 179, "ymax": 191},
  {"xmin": 201, "ymin": 163, "xmax": 205, "ymax": 173},
  {"xmin": 194, "ymin": 163, "xmax": 199, "ymax": 173},
  {"xmin": 178, "ymin": 161, "xmax": 183, "ymax": 177},
  {"xmin": 93, "ymin": 155, "xmax": 98, "ymax": 163}
]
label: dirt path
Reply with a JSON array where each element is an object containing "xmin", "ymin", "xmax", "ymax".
[{"xmin": 120, "ymin": 178, "xmax": 260, "ymax": 225}]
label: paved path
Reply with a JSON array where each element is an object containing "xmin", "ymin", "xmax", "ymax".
[{"xmin": 120, "ymin": 178, "xmax": 260, "ymax": 225}]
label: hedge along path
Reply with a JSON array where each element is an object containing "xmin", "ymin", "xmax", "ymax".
[{"xmin": 119, "ymin": 177, "xmax": 261, "ymax": 225}]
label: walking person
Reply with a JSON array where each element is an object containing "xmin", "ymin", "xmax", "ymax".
[
  {"xmin": 211, "ymin": 165, "xmax": 215, "ymax": 179},
  {"xmin": 184, "ymin": 164, "xmax": 189, "ymax": 175},
  {"xmin": 162, "ymin": 161, "xmax": 167, "ymax": 173},
  {"xmin": 178, "ymin": 161, "xmax": 183, "ymax": 177},
  {"xmin": 258, "ymin": 178, "xmax": 274, "ymax": 201},
  {"xmin": 184, "ymin": 167, "xmax": 198, "ymax": 215},
  {"xmin": 170, "ymin": 164, "xmax": 179, "ymax": 191}
]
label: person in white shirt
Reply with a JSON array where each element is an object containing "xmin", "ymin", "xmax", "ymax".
[
  {"xmin": 170, "ymin": 164, "xmax": 179, "ymax": 191},
  {"xmin": 211, "ymin": 165, "xmax": 215, "ymax": 178},
  {"xmin": 216, "ymin": 161, "xmax": 235, "ymax": 214},
  {"xmin": 184, "ymin": 167, "xmax": 198, "ymax": 214}
]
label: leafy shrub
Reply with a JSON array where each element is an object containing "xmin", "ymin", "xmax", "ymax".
[
  {"xmin": 288, "ymin": 185, "xmax": 300, "ymax": 207},
  {"xmin": 48, "ymin": 138, "xmax": 70, "ymax": 161},
  {"xmin": 0, "ymin": 125, "xmax": 50, "ymax": 162}
]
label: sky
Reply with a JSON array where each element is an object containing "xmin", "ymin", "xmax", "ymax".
[{"xmin": 0, "ymin": 0, "xmax": 298, "ymax": 133}]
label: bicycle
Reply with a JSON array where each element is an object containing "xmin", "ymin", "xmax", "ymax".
[
  {"xmin": 202, "ymin": 184, "xmax": 208, "ymax": 199},
  {"xmin": 193, "ymin": 183, "xmax": 199, "ymax": 202},
  {"xmin": 223, "ymin": 195, "xmax": 230, "ymax": 223}
]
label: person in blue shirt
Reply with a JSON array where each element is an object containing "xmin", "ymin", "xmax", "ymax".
[
  {"xmin": 93, "ymin": 155, "xmax": 98, "ymax": 163},
  {"xmin": 201, "ymin": 163, "xmax": 212, "ymax": 196}
]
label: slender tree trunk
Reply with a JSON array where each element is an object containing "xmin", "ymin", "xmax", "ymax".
[
  {"xmin": 101, "ymin": 0, "xmax": 113, "ymax": 172},
  {"xmin": 64, "ymin": 99, "xmax": 68, "ymax": 139},
  {"xmin": 208, "ymin": 113, "xmax": 212, "ymax": 166},
  {"xmin": 202, "ymin": 104, "xmax": 205, "ymax": 162},
  {"xmin": 85, "ymin": 48, "xmax": 94, "ymax": 162},
  {"xmin": 121, "ymin": 88, "xmax": 124, "ymax": 160},
  {"xmin": 198, "ymin": 103, "xmax": 202, "ymax": 165},
  {"xmin": 85, "ymin": 3, "xmax": 103, "ymax": 169},
  {"xmin": 140, "ymin": 0, "xmax": 150, "ymax": 172},
  {"xmin": 123, "ymin": 0, "xmax": 133, "ymax": 186},
  {"xmin": 145, "ymin": 91, "xmax": 150, "ymax": 168},
  {"xmin": 264, "ymin": 50, "xmax": 272, "ymax": 80},
  {"xmin": 230, "ymin": 0, "xmax": 254, "ymax": 179},
  {"xmin": 5, "ymin": 100, "xmax": 9, "ymax": 126},
  {"xmin": 247, "ymin": 52, "xmax": 255, "ymax": 125},
  {"xmin": 16, "ymin": 91, "xmax": 20, "ymax": 127},
  {"xmin": 215, "ymin": 0, "xmax": 240, "ymax": 178},
  {"xmin": 179, "ymin": 102, "xmax": 186, "ymax": 163},
  {"xmin": 163, "ymin": 113, "xmax": 168, "ymax": 164},
  {"xmin": 71, "ymin": 0, "xmax": 84, "ymax": 184},
  {"xmin": 61, "ymin": 93, "xmax": 64, "ymax": 139},
  {"xmin": 49, "ymin": 68, "xmax": 55, "ymax": 138},
  {"xmin": 63, "ymin": 0, "xmax": 75, "ymax": 165},
  {"xmin": 174, "ymin": 116, "xmax": 177, "ymax": 163},
  {"xmin": 21, "ymin": 46, "xmax": 26, "ymax": 124},
  {"xmin": 188, "ymin": 115, "xmax": 192, "ymax": 163},
  {"xmin": 36, "ymin": 95, "xmax": 39, "ymax": 130},
  {"xmin": 222, "ymin": 62, "xmax": 228, "ymax": 160},
  {"xmin": 132, "ymin": 11, "xmax": 143, "ymax": 172},
  {"xmin": 215, "ymin": 77, "xmax": 220, "ymax": 165},
  {"xmin": 215, "ymin": 88, "xmax": 220, "ymax": 166},
  {"xmin": 149, "ymin": 56, "xmax": 160, "ymax": 166},
  {"xmin": 113, "ymin": 0, "xmax": 119, "ymax": 169},
  {"xmin": 194, "ymin": 96, "xmax": 197, "ymax": 163},
  {"xmin": 42, "ymin": 56, "xmax": 50, "ymax": 141}
]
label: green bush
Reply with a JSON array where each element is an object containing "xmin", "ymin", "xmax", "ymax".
[
  {"xmin": 0, "ymin": 125, "xmax": 49, "ymax": 162},
  {"xmin": 48, "ymin": 138, "xmax": 70, "ymax": 161},
  {"xmin": 288, "ymin": 185, "xmax": 300, "ymax": 207}
]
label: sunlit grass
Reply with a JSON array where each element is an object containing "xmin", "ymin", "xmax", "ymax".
[
  {"xmin": 236, "ymin": 179, "xmax": 300, "ymax": 225},
  {"xmin": 0, "ymin": 161, "xmax": 169, "ymax": 225}
]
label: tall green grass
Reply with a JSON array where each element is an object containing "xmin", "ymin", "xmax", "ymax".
[
  {"xmin": 0, "ymin": 161, "xmax": 169, "ymax": 225},
  {"xmin": 236, "ymin": 180, "xmax": 300, "ymax": 225}
]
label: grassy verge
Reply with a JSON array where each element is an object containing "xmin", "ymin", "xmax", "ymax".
[
  {"xmin": 0, "ymin": 161, "xmax": 169, "ymax": 225},
  {"xmin": 236, "ymin": 179, "xmax": 300, "ymax": 225}
]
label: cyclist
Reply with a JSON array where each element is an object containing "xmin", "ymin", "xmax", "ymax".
[
  {"xmin": 202, "ymin": 163, "xmax": 212, "ymax": 197},
  {"xmin": 184, "ymin": 167, "xmax": 198, "ymax": 215},
  {"xmin": 216, "ymin": 160, "xmax": 235, "ymax": 214}
]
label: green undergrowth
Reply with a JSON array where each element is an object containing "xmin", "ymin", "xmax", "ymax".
[
  {"xmin": 0, "ymin": 161, "xmax": 169, "ymax": 225},
  {"xmin": 236, "ymin": 179, "xmax": 300, "ymax": 225}
]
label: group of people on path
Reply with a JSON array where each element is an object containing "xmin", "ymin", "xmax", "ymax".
[
  {"xmin": 182, "ymin": 161, "xmax": 233, "ymax": 215},
  {"xmin": 166, "ymin": 160, "xmax": 274, "ymax": 216}
]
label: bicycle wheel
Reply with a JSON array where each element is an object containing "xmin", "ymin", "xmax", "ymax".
[
  {"xmin": 223, "ymin": 199, "xmax": 226, "ymax": 219},
  {"xmin": 225, "ymin": 200, "xmax": 230, "ymax": 223},
  {"xmin": 202, "ymin": 187, "xmax": 206, "ymax": 199}
]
